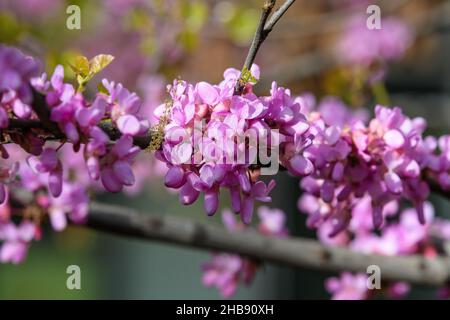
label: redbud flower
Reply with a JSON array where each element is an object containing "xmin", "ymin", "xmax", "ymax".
[
  {"xmin": 158, "ymin": 66, "xmax": 313, "ymax": 223},
  {"xmin": 0, "ymin": 45, "xmax": 39, "ymax": 128},
  {"xmin": 27, "ymin": 148, "xmax": 63, "ymax": 197},
  {"xmin": 0, "ymin": 221, "xmax": 36, "ymax": 264}
]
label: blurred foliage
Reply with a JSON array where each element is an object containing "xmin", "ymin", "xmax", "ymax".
[
  {"xmin": 223, "ymin": 7, "xmax": 260, "ymax": 45},
  {"xmin": 0, "ymin": 228, "xmax": 101, "ymax": 299},
  {"xmin": 0, "ymin": 12, "xmax": 24, "ymax": 43}
]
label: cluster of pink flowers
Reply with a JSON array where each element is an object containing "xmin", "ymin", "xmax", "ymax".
[
  {"xmin": 0, "ymin": 45, "xmax": 39, "ymax": 129},
  {"xmin": 298, "ymin": 94, "xmax": 438, "ymax": 236},
  {"xmin": 32, "ymin": 65, "xmax": 149, "ymax": 193},
  {"xmin": 0, "ymin": 219, "xmax": 38, "ymax": 264},
  {"xmin": 202, "ymin": 207, "xmax": 288, "ymax": 297},
  {"xmin": 311, "ymin": 199, "xmax": 450, "ymax": 299},
  {"xmin": 156, "ymin": 65, "xmax": 314, "ymax": 223},
  {"xmin": 298, "ymin": 97, "xmax": 450, "ymax": 299},
  {"xmin": 337, "ymin": 16, "xmax": 413, "ymax": 66},
  {"xmin": 0, "ymin": 45, "xmax": 158, "ymax": 264},
  {"xmin": 325, "ymin": 272, "xmax": 411, "ymax": 300},
  {"xmin": 3, "ymin": 43, "xmax": 450, "ymax": 301},
  {"xmin": 0, "ymin": 45, "xmax": 40, "ymax": 202}
]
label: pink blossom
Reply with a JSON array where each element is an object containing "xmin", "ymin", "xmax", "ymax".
[
  {"xmin": 0, "ymin": 221, "xmax": 36, "ymax": 264},
  {"xmin": 27, "ymin": 148, "xmax": 63, "ymax": 197},
  {"xmin": 325, "ymin": 273, "xmax": 369, "ymax": 300},
  {"xmin": 158, "ymin": 66, "xmax": 313, "ymax": 223},
  {"xmin": 337, "ymin": 16, "xmax": 413, "ymax": 65}
]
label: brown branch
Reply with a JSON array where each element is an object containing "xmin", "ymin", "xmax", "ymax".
[
  {"xmin": 241, "ymin": 0, "xmax": 276, "ymax": 73},
  {"xmin": 263, "ymin": 0, "xmax": 296, "ymax": 34},
  {"xmin": 85, "ymin": 202, "xmax": 450, "ymax": 286},
  {"xmin": 30, "ymin": 90, "xmax": 64, "ymax": 138},
  {"xmin": 235, "ymin": 0, "xmax": 296, "ymax": 93},
  {"xmin": 5, "ymin": 92, "xmax": 153, "ymax": 150},
  {"xmin": 8, "ymin": 187, "xmax": 450, "ymax": 286}
]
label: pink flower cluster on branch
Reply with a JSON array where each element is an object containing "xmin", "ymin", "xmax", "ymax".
[
  {"xmin": 312, "ymin": 200, "xmax": 450, "ymax": 300},
  {"xmin": 157, "ymin": 65, "xmax": 313, "ymax": 223},
  {"xmin": 298, "ymin": 98, "xmax": 450, "ymax": 299},
  {"xmin": 0, "ymin": 45, "xmax": 160, "ymax": 263},
  {"xmin": 297, "ymin": 96, "xmax": 450, "ymax": 235},
  {"xmin": 2, "ymin": 42, "xmax": 450, "ymax": 305}
]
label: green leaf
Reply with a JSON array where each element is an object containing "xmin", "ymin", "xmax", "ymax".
[
  {"xmin": 240, "ymin": 66, "xmax": 258, "ymax": 85},
  {"xmin": 69, "ymin": 55, "xmax": 90, "ymax": 77},
  {"xmin": 89, "ymin": 54, "xmax": 114, "ymax": 76},
  {"xmin": 69, "ymin": 54, "xmax": 114, "ymax": 93}
]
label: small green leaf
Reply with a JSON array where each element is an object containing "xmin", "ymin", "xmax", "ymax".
[
  {"xmin": 70, "ymin": 54, "xmax": 114, "ymax": 93},
  {"xmin": 89, "ymin": 54, "xmax": 114, "ymax": 76},
  {"xmin": 240, "ymin": 66, "xmax": 258, "ymax": 85},
  {"xmin": 70, "ymin": 56, "xmax": 90, "ymax": 77}
]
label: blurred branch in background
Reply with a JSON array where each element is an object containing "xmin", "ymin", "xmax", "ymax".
[{"xmin": 86, "ymin": 201, "xmax": 450, "ymax": 286}]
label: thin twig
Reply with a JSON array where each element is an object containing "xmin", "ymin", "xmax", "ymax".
[
  {"xmin": 85, "ymin": 201, "xmax": 450, "ymax": 286},
  {"xmin": 264, "ymin": 0, "xmax": 296, "ymax": 33},
  {"xmin": 235, "ymin": 0, "xmax": 296, "ymax": 93},
  {"xmin": 242, "ymin": 0, "xmax": 276, "ymax": 72}
]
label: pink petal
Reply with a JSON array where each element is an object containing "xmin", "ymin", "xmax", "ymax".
[
  {"xmin": 238, "ymin": 171, "xmax": 251, "ymax": 193},
  {"xmin": 112, "ymin": 160, "xmax": 135, "ymax": 186},
  {"xmin": 50, "ymin": 208, "xmax": 67, "ymax": 231},
  {"xmin": 204, "ymin": 190, "xmax": 219, "ymax": 216},
  {"xmin": 117, "ymin": 114, "xmax": 141, "ymax": 136},
  {"xmin": 197, "ymin": 82, "xmax": 219, "ymax": 105},
  {"xmin": 50, "ymin": 65, "xmax": 64, "ymax": 90},
  {"xmin": 384, "ymin": 129, "xmax": 405, "ymax": 149},
  {"xmin": 164, "ymin": 166, "xmax": 186, "ymax": 189},
  {"xmin": 113, "ymin": 135, "xmax": 133, "ymax": 158},
  {"xmin": 403, "ymin": 160, "xmax": 420, "ymax": 178},
  {"xmin": 222, "ymin": 209, "xmax": 238, "ymax": 231},
  {"xmin": 19, "ymin": 222, "xmax": 36, "ymax": 241},
  {"xmin": 48, "ymin": 169, "xmax": 63, "ymax": 197},
  {"xmin": 64, "ymin": 122, "xmax": 79, "ymax": 143},
  {"xmin": 101, "ymin": 167, "xmax": 122, "ymax": 192},
  {"xmin": 13, "ymin": 99, "xmax": 31, "ymax": 118},
  {"xmin": 86, "ymin": 156, "xmax": 100, "ymax": 180},
  {"xmin": 179, "ymin": 181, "xmax": 200, "ymax": 205},
  {"xmin": 332, "ymin": 162, "xmax": 344, "ymax": 181},
  {"xmin": 40, "ymin": 148, "xmax": 58, "ymax": 171},
  {"xmin": 384, "ymin": 172, "xmax": 403, "ymax": 194},
  {"xmin": 289, "ymin": 155, "xmax": 314, "ymax": 176},
  {"xmin": 321, "ymin": 181, "xmax": 335, "ymax": 203},
  {"xmin": 200, "ymin": 165, "xmax": 215, "ymax": 188},
  {"xmin": 325, "ymin": 126, "xmax": 341, "ymax": 145}
]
